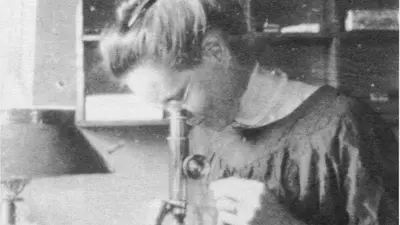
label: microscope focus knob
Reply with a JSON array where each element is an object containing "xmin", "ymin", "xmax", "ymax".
[{"xmin": 183, "ymin": 154, "xmax": 210, "ymax": 180}]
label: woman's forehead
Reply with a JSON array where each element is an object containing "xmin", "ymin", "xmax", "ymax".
[{"xmin": 123, "ymin": 63, "xmax": 191, "ymax": 100}]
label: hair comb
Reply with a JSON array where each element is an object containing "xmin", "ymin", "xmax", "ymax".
[{"xmin": 127, "ymin": 0, "xmax": 158, "ymax": 28}]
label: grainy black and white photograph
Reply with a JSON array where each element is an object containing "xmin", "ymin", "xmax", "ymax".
[{"xmin": 0, "ymin": 0, "xmax": 399, "ymax": 224}]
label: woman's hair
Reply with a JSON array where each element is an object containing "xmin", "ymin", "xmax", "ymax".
[{"xmin": 100, "ymin": 0, "xmax": 248, "ymax": 79}]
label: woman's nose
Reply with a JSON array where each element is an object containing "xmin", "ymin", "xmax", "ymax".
[{"xmin": 161, "ymin": 85, "xmax": 188, "ymax": 106}]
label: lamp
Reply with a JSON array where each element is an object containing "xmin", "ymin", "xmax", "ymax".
[{"xmin": 0, "ymin": 108, "xmax": 109, "ymax": 225}]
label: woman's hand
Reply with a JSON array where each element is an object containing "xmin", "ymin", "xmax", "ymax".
[
  {"xmin": 210, "ymin": 177, "xmax": 266, "ymax": 225},
  {"xmin": 210, "ymin": 177, "xmax": 304, "ymax": 225}
]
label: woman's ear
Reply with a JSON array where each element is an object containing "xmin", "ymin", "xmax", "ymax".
[
  {"xmin": 226, "ymin": 33, "xmax": 260, "ymax": 67},
  {"xmin": 201, "ymin": 30, "xmax": 229, "ymax": 63}
]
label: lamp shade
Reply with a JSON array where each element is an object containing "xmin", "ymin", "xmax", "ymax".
[{"xmin": 0, "ymin": 108, "xmax": 109, "ymax": 181}]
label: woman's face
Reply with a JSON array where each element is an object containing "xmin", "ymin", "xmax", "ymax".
[{"xmin": 123, "ymin": 59, "xmax": 248, "ymax": 130}]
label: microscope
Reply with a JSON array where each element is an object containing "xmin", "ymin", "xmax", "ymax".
[{"xmin": 150, "ymin": 101, "xmax": 210, "ymax": 225}]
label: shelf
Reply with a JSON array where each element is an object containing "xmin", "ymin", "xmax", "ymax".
[
  {"xmin": 81, "ymin": 30, "xmax": 398, "ymax": 45},
  {"xmin": 246, "ymin": 32, "xmax": 333, "ymax": 47},
  {"xmin": 82, "ymin": 33, "xmax": 331, "ymax": 43},
  {"xmin": 76, "ymin": 119, "xmax": 169, "ymax": 128},
  {"xmin": 255, "ymin": 32, "xmax": 330, "ymax": 40},
  {"xmin": 338, "ymin": 30, "xmax": 399, "ymax": 43}
]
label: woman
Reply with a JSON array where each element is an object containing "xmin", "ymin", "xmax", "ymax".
[{"xmin": 100, "ymin": 0, "xmax": 398, "ymax": 224}]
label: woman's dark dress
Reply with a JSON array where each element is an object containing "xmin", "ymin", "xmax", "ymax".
[{"xmin": 187, "ymin": 85, "xmax": 398, "ymax": 225}]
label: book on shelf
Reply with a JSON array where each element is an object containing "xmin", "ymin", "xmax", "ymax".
[
  {"xmin": 280, "ymin": 23, "xmax": 321, "ymax": 34},
  {"xmin": 345, "ymin": 9, "xmax": 399, "ymax": 31},
  {"xmin": 262, "ymin": 23, "xmax": 321, "ymax": 34}
]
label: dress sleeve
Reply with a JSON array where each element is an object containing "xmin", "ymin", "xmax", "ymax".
[{"xmin": 337, "ymin": 109, "xmax": 397, "ymax": 225}]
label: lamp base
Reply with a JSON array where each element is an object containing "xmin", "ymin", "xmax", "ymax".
[
  {"xmin": 1, "ymin": 178, "xmax": 29, "ymax": 225},
  {"xmin": 1, "ymin": 197, "xmax": 23, "ymax": 225}
]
